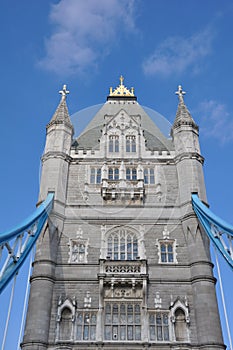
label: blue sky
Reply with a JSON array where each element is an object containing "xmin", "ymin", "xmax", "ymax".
[{"xmin": 0, "ymin": 0, "xmax": 232, "ymax": 348}]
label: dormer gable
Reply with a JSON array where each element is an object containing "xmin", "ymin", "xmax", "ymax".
[{"xmin": 104, "ymin": 109, "xmax": 141, "ymax": 135}]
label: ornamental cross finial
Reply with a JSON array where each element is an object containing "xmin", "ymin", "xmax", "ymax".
[
  {"xmin": 120, "ymin": 75, "xmax": 124, "ymax": 85},
  {"xmin": 175, "ymin": 85, "xmax": 186, "ymax": 103},
  {"xmin": 59, "ymin": 84, "xmax": 70, "ymax": 100}
]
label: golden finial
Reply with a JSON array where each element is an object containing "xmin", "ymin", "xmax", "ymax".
[{"xmin": 109, "ymin": 76, "xmax": 134, "ymax": 97}]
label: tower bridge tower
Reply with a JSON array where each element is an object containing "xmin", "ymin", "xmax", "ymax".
[{"xmin": 22, "ymin": 78, "xmax": 225, "ymax": 350}]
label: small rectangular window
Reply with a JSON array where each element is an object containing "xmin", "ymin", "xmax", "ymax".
[
  {"xmin": 108, "ymin": 167, "xmax": 120, "ymax": 180},
  {"xmin": 90, "ymin": 168, "xmax": 101, "ymax": 184},
  {"xmin": 96, "ymin": 168, "xmax": 101, "ymax": 184},
  {"xmin": 160, "ymin": 242, "xmax": 174, "ymax": 263},
  {"xmin": 90, "ymin": 168, "xmax": 95, "ymax": 184},
  {"xmin": 126, "ymin": 168, "xmax": 137, "ymax": 181},
  {"xmin": 149, "ymin": 312, "xmax": 170, "ymax": 341},
  {"xmin": 150, "ymin": 168, "xmax": 155, "ymax": 184},
  {"xmin": 126, "ymin": 136, "xmax": 136, "ymax": 153},
  {"xmin": 109, "ymin": 136, "xmax": 119, "ymax": 153},
  {"xmin": 144, "ymin": 168, "xmax": 155, "ymax": 184},
  {"xmin": 74, "ymin": 312, "xmax": 97, "ymax": 341}
]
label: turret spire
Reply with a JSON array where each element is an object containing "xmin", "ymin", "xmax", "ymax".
[
  {"xmin": 48, "ymin": 84, "xmax": 73, "ymax": 128},
  {"xmin": 172, "ymin": 84, "xmax": 198, "ymax": 131}
]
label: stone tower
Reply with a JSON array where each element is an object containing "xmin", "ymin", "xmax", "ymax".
[{"xmin": 22, "ymin": 78, "xmax": 225, "ymax": 350}]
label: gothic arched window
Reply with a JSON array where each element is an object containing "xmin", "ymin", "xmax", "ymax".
[
  {"xmin": 59, "ymin": 307, "xmax": 72, "ymax": 341},
  {"xmin": 107, "ymin": 230, "xmax": 138, "ymax": 260}
]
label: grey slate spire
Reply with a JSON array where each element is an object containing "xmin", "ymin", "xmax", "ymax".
[
  {"xmin": 172, "ymin": 85, "xmax": 198, "ymax": 131},
  {"xmin": 48, "ymin": 84, "xmax": 73, "ymax": 128}
]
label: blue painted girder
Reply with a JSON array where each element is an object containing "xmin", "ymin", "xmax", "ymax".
[
  {"xmin": 0, "ymin": 193, "xmax": 54, "ymax": 294},
  {"xmin": 192, "ymin": 194, "xmax": 233, "ymax": 270}
]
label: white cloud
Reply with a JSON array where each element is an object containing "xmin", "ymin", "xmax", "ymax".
[
  {"xmin": 38, "ymin": 0, "xmax": 136, "ymax": 75},
  {"xmin": 142, "ymin": 28, "xmax": 214, "ymax": 77},
  {"xmin": 197, "ymin": 100, "xmax": 233, "ymax": 144}
]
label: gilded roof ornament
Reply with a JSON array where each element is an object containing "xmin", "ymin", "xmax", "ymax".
[{"xmin": 109, "ymin": 75, "xmax": 135, "ymax": 97}]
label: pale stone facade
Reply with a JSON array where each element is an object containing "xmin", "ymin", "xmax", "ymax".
[{"xmin": 22, "ymin": 81, "xmax": 225, "ymax": 350}]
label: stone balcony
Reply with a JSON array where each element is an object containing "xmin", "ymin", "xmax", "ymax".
[
  {"xmin": 99, "ymin": 259, "xmax": 147, "ymax": 279},
  {"xmin": 99, "ymin": 260, "xmax": 148, "ymax": 297},
  {"xmin": 101, "ymin": 179, "xmax": 144, "ymax": 201}
]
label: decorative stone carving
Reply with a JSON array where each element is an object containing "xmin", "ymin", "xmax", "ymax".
[
  {"xmin": 100, "ymin": 224, "xmax": 107, "ymax": 259},
  {"xmin": 137, "ymin": 163, "xmax": 144, "ymax": 180},
  {"xmin": 139, "ymin": 225, "xmax": 146, "ymax": 259},
  {"xmin": 119, "ymin": 161, "xmax": 126, "ymax": 180},
  {"xmin": 170, "ymin": 298, "xmax": 190, "ymax": 324},
  {"xmin": 55, "ymin": 297, "xmax": 76, "ymax": 342},
  {"xmin": 104, "ymin": 286, "xmax": 143, "ymax": 299},
  {"xmin": 154, "ymin": 292, "xmax": 162, "ymax": 309},
  {"xmin": 101, "ymin": 163, "xmax": 108, "ymax": 180},
  {"xmin": 56, "ymin": 297, "xmax": 76, "ymax": 323},
  {"xmin": 84, "ymin": 291, "xmax": 92, "ymax": 308},
  {"xmin": 170, "ymin": 298, "xmax": 190, "ymax": 342},
  {"xmin": 163, "ymin": 226, "xmax": 170, "ymax": 239},
  {"xmin": 68, "ymin": 227, "xmax": 89, "ymax": 263},
  {"xmin": 83, "ymin": 183, "xmax": 89, "ymax": 200},
  {"xmin": 105, "ymin": 264, "xmax": 141, "ymax": 273}
]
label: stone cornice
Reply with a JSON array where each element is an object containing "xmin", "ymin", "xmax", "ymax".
[
  {"xmin": 174, "ymin": 152, "xmax": 204, "ymax": 164},
  {"xmin": 41, "ymin": 151, "xmax": 73, "ymax": 163}
]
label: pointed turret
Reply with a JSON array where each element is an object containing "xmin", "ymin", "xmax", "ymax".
[
  {"xmin": 40, "ymin": 84, "xmax": 73, "ymax": 203},
  {"xmin": 172, "ymin": 85, "xmax": 198, "ymax": 131},
  {"xmin": 47, "ymin": 85, "xmax": 73, "ymax": 128},
  {"xmin": 171, "ymin": 85, "xmax": 206, "ymax": 206}
]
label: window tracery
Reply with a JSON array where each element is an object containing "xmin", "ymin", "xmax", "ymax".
[
  {"xmin": 149, "ymin": 312, "xmax": 169, "ymax": 341},
  {"xmin": 76, "ymin": 311, "xmax": 97, "ymax": 341},
  {"xmin": 107, "ymin": 230, "xmax": 138, "ymax": 260},
  {"xmin": 104, "ymin": 303, "xmax": 141, "ymax": 341}
]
